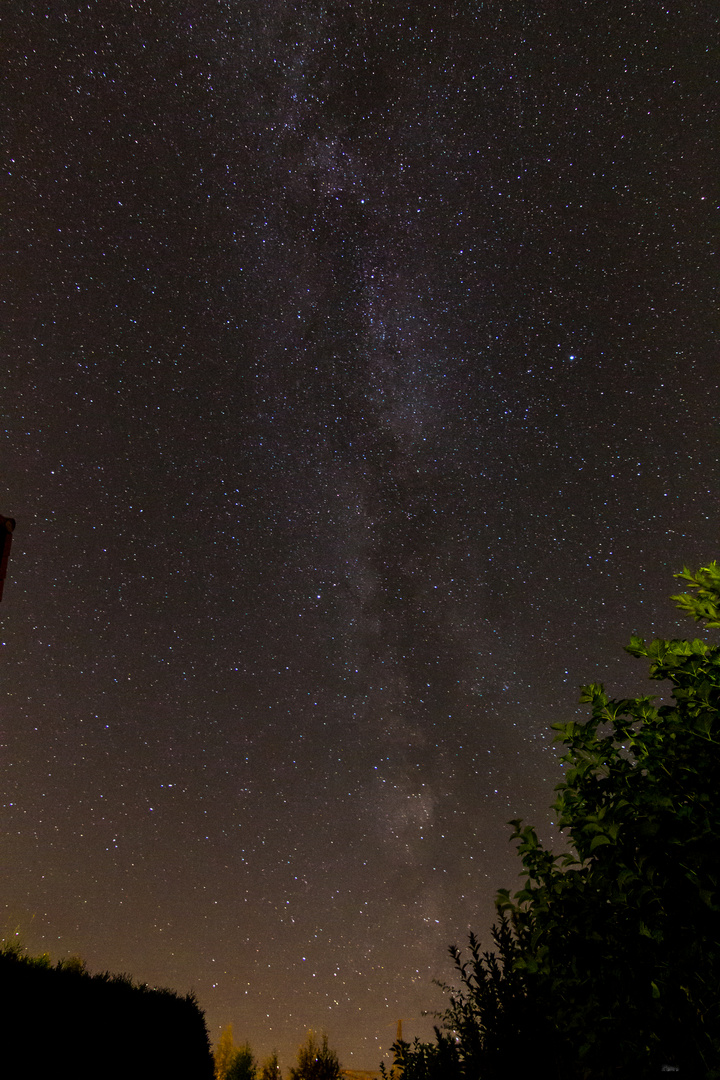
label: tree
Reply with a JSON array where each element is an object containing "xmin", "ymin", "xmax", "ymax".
[
  {"xmin": 227, "ymin": 1042, "xmax": 257, "ymax": 1080},
  {"xmin": 215, "ymin": 1026, "xmax": 237, "ymax": 1080},
  {"xmin": 260, "ymin": 1050, "xmax": 282, "ymax": 1080},
  {"xmin": 390, "ymin": 561, "xmax": 720, "ymax": 1078},
  {"xmin": 289, "ymin": 1032, "xmax": 340, "ymax": 1080},
  {"xmin": 215, "ymin": 1027, "xmax": 257, "ymax": 1080}
]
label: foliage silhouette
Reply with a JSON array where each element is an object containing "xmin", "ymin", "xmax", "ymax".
[
  {"xmin": 214, "ymin": 1024, "xmax": 259, "ymax": 1080},
  {"xmin": 289, "ymin": 1031, "xmax": 341, "ymax": 1080},
  {"xmin": 0, "ymin": 941, "xmax": 214, "ymax": 1080},
  {"xmin": 227, "ymin": 1041, "xmax": 258, "ymax": 1080},
  {"xmin": 385, "ymin": 562, "xmax": 720, "ymax": 1079},
  {"xmin": 260, "ymin": 1049, "xmax": 283, "ymax": 1080}
]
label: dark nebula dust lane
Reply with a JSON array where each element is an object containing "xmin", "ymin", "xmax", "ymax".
[{"xmin": 2, "ymin": 1, "xmax": 718, "ymax": 1069}]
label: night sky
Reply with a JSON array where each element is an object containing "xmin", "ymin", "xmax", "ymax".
[{"xmin": 2, "ymin": 1, "xmax": 718, "ymax": 1070}]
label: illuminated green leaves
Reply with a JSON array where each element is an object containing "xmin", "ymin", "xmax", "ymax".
[
  {"xmin": 406, "ymin": 561, "xmax": 720, "ymax": 1076},
  {"xmin": 671, "ymin": 561, "xmax": 720, "ymax": 627}
]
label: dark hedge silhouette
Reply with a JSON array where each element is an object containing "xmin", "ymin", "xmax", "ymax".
[
  {"xmin": 0, "ymin": 943, "xmax": 214, "ymax": 1080},
  {"xmin": 384, "ymin": 562, "xmax": 720, "ymax": 1079}
]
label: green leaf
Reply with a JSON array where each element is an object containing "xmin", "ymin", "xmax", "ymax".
[{"xmin": 408, "ymin": 559, "xmax": 720, "ymax": 1077}]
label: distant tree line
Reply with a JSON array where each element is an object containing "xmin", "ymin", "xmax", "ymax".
[
  {"xmin": 382, "ymin": 563, "xmax": 720, "ymax": 1078},
  {"xmin": 288, "ymin": 1031, "xmax": 341, "ymax": 1080},
  {"xmin": 214, "ymin": 1026, "xmax": 340, "ymax": 1080},
  {"xmin": 0, "ymin": 941, "xmax": 214, "ymax": 1079},
  {"xmin": 215, "ymin": 1024, "xmax": 275, "ymax": 1080}
]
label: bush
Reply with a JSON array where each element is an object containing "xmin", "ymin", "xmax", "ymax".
[
  {"xmin": 387, "ymin": 562, "xmax": 720, "ymax": 1078},
  {"xmin": 0, "ymin": 943, "xmax": 214, "ymax": 1080}
]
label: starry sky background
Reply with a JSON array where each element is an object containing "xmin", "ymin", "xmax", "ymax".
[{"xmin": 2, "ymin": 0, "xmax": 718, "ymax": 1070}]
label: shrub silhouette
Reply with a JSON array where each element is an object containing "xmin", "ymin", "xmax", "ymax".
[{"xmin": 0, "ymin": 942, "xmax": 214, "ymax": 1080}]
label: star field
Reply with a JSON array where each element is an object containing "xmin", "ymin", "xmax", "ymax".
[{"xmin": 2, "ymin": 1, "xmax": 718, "ymax": 1070}]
